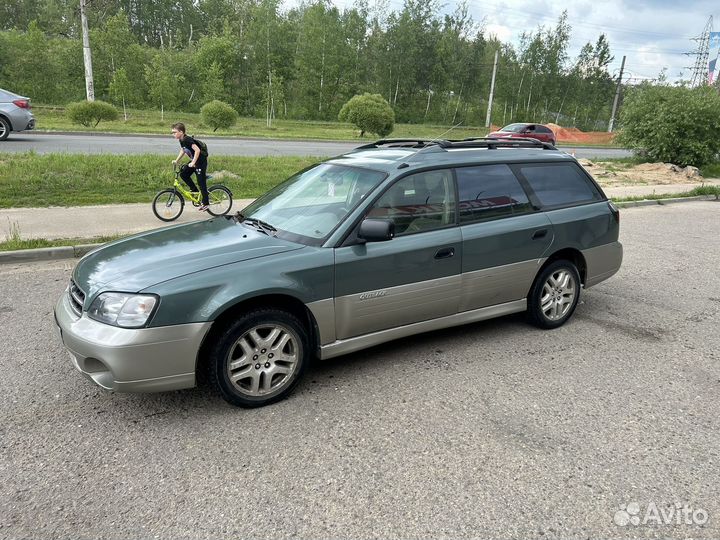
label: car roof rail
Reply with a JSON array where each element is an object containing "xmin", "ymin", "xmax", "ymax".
[
  {"xmin": 445, "ymin": 137, "xmax": 558, "ymax": 150},
  {"xmin": 355, "ymin": 138, "xmax": 451, "ymax": 149}
]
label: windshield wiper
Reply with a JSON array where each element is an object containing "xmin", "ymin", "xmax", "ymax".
[{"xmin": 235, "ymin": 213, "xmax": 277, "ymax": 236}]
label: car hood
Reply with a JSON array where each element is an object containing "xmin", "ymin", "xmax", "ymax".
[{"xmin": 73, "ymin": 217, "xmax": 304, "ymax": 299}]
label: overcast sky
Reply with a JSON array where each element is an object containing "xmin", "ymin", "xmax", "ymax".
[{"xmin": 311, "ymin": 0, "xmax": 718, "ymax": 83}]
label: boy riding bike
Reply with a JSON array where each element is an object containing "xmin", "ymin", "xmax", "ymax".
[{"xmin": 171, "ymin": 122, "xmax": 209, "ymax": 211}]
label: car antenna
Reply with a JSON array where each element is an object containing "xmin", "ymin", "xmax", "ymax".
[
  {"xmin": 430, "ymin": 120, "xmax": 463, "ymax": 145},
  {"xmin": 399, "ymin": 121, "xmax": 463, "ymax": 167}
]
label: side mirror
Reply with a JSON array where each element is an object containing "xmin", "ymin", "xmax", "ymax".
[{"xmin": 358, "ymin": 219, "xmax": 395, "ymax": 242}]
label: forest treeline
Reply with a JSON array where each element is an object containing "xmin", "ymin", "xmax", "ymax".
[{"xmin": 0, "ymin": 0, "xmax": 618, "ymax": 128}]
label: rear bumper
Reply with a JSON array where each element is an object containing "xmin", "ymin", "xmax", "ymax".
[
  {"xmin": 54, "ymin": 291, "xmax": 211, "ymax": 393},
  {"xmin": 583, "ymin": 241, "xmax": 623, "ymax": 288}
]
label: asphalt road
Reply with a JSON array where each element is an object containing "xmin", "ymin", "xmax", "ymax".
[
  {"xmin": 1, "ymin": 201, "xmax": 719, "ymax": 539},
  {"xmin": 2, "ymin": 132, "xmax": 633, "ymax": 159}
]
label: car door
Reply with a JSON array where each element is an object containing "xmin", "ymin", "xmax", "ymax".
[
  {"xmin": 334, "ymin": 169, "xmax": 462, "ymax": 340},
  {"xmin": 457, "ymin": 164, "xmax": 554, "ymax": 311}
]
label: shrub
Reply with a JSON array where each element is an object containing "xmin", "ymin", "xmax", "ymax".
[
  {"xmin": 338, "ymin": 93, "xmax": 395, "ymax": 138},
  {"xmin": 200, "ymin": 100, "xmax": 238, "ymax": 132},
  {"xmin": 616, "ymin": 85, "xmax": 720, "ymax": 167},
  {"xmin": 66, "ymin": 100, "xmax": 119, "ymax": 128}
]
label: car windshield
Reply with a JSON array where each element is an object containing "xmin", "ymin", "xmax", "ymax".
[
  {"xmin": 239, "ymin": 163, "xmax": 386, "ymax": 245},
  {"xmin": 499, "ymin": 123, "xmax": 527, "ymax": 133}
]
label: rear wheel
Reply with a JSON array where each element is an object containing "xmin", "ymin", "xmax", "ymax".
[
  {"xmin": 152, "ymin": 189, "xmax": 184, "ymax": 221},
  {"xmin": 207, "ymin": 185, "xmax": 233, "ymax": 216},
  {"xmin": 0, "ymin": 117, "xmax": 10, "ymax": 141},
  {"xmin": 208, "ymin": 309, "xmax": 309, "ymax": 408},
  {"xmin": 527, "ymin": 260, "xmax": 581, "ymax": 329}
]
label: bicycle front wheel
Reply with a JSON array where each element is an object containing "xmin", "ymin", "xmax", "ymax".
[
  {"xmin": 207, "ymin": 185, "xmax": 233, "ymax": 217},
  {"xmin": 152, "ymin": 189, "xmax": 185, "ymax": 222}
]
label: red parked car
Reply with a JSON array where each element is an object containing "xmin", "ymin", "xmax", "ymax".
[{"xmin": 487, "ymin": 123, "xmax": 556, "ymax": 146}]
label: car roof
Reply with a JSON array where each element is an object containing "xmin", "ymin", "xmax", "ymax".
[
  {"xmin": 328, "ymin": 139, "xmax": 575, "ymax": 174},
  {"xmin": 0, "ymin": 88, "xmax": 25, "ymax": 101}
]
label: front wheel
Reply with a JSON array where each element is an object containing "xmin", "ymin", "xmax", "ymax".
[
  {"xmin": 0, "ymin": 117, "xmax": 10, "ymax": 141},
  {"xmin": 152, "ymin": 189, "xmax": 184, "ymax": 221},
  {"xmin": 527, "ymin": 260, "xmax": 581, "ymax": 329},
  {"xmin": 208, "ymin": 309, "xmax": 309, "ymax": 408},
  {"xmin": 206, "ymin": 185, "xmax": 233, "ymax": 217}
]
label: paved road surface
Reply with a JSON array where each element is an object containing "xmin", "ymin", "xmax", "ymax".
[
  {"xmin": 2, "ymin": 132, "xmax": 633, "ymax": 159},
  {"xmin": 1, "ymin": 201, "xmax": 718, "ymax": 539}
]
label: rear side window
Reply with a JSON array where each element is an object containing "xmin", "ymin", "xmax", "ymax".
[
  {"xmin": 537, "ymin": 126, "xmax": 552, "ymax": 134},
  {"xmin": 456, "ymin": 164, "xmax": 532, "ymax": 223},
  {"xmin": 518, "ymin": 163, "xmax": 601, "ymax": 208}
]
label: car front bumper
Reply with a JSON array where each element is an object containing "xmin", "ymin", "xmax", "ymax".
[{"xmin": 54, "ymin": 291, "xmax": 211, "ymax": 393}]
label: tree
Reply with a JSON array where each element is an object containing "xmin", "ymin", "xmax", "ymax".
[
  {"xmin": 338, "ymin": 93, "xmax": 394, "ymax": 137},
  {"xmin": 145, "ymin": 52, "xmax": 183, "ymax": 120},
  {"xmin": 108, "ymin": 67, "xmax": 134, "ymax": 120},
  {"xmin": 616, "ymin": 84, "xmax": 720, "ymax": 166}
]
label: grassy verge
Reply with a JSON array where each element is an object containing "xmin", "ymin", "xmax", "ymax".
[
  {"xmin": 611, "ymin": 185, "xmax": 720, "ymax": 202},
  {"xmin": 33, "ymin": 106, "xmax": 492, "ymax": 141},
  {"xmin": 0, "ymin": 231, "xmax": 122, "ymax": 251},
  {"xmin": 0, "ymin": 153, "xmax": 321, "ymax": 208}
]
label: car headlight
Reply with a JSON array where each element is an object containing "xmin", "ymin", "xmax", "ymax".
[{"xmin": 87, "ymin": 292, "xmax": 158, "ymax": 328}]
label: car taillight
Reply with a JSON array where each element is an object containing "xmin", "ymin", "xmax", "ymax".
[
  {"xmin": 12, "ymin": 99, "xmax": 30, "ymax": 109},
  {"xmin": 608, "ymin": 201, "xmax": 620, "ymax": 224}
]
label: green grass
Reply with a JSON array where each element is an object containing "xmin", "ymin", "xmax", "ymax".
[
  {"xmin": 33, "ymin": 105, "xmax": 492, "ymax": 141},
  {"xmin": 611, "ymin": 185, "xmax": 720, "ymax": 202},
  {"xmin": 0, "ymin": 230, "xmax": 122, "ymax": 251},
  {"xmin": 0, "ymin": 153, "xmax": 321, "ymax": 208}
]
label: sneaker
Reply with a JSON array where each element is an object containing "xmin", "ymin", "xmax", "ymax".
[{"xmin": 198, "ymin": 204, "xmax": 209, "ymax": 211}]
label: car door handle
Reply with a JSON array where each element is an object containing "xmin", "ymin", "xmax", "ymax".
[
  {"xmin": 532, "ymin": 229, "xmax": 548, "ymax": 240},
  {"xmin": 434, "ymin": 247, "xmax": 455, "ymax": 260}
]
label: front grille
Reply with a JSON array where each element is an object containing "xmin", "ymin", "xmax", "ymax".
[{"xmin": 68, "ymin": 279, "xmax": 85, "ymax": 317}]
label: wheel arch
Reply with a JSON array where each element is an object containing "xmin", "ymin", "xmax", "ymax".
[
  {"xmin": 195, "ymin": 293, "xmax": 321, "ymax": 378},
  {"xmin": 535, "ymin": 248, "xmax": 587, "ymax": 288},
  {"xmin": 0, "ymin": 113, "xmax": 13, "ymax": 131}
]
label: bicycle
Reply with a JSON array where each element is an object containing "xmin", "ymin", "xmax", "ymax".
[{"xmin": 152, "ymin": 164, "xmax": 233, "ymax": 222}]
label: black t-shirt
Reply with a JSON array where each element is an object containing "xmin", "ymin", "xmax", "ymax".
[{"xmin": 179, "ymin": 135, "xmax": 207, "ymax": 160}]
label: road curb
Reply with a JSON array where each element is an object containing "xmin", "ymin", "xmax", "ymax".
[
  {"xmin": 0, "ymin": 243, "xmax": 100, "ymax": 264},
  {"xmin": 613, "ymin": 195, "xmax": 719, "ymax": 208},
  {"xmin": 1, "ymin": 196, "xmax": 716, "ymax": 264}
]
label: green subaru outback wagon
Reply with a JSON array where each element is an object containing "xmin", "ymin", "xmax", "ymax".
[{"xmin": 55, "ymin": 138, "xmax": 623, "ymax": 407}]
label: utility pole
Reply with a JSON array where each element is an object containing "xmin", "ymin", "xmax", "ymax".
[
  {"xmin": 485, "ymin": 50, "xmax": 499, "ymax": 128},
  {"xmin": 80, "ymin": 0, "xmax": 95, "ymax": 101},
  {"xmin": 608, "ymin": 55, "xmax": 626, "ymax": 133}
]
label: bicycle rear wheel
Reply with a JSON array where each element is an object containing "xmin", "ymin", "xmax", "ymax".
[
  {"xmin": 207, "ymin": 185, "xmax": 233, "ymax": 217},
  {"xmin": 152, "ymin": 189, "xmax": 185, "ymax": 221}
]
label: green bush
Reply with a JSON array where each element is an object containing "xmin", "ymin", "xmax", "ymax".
[
  {"xmin": 66, "ymin": 100, "xmax": 119, "ymax": 128},
  {"xmin": 200, "ymin": 100, "xmax": 238, "ymax": 131},
  {"xmin": 338, "ymin": 93, "xmax": 395, "ymax": 138},
  {"xmin": 616, "ymin": 85, "xmax": 720, "ymax": 167}
]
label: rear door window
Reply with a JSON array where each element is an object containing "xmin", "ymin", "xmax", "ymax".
[
  {"xmin": 517, "ymin": 163, "xmax": 602, "ymax": 208},
  {"xmin": 456, "ymin": 164, "xmax": 533, "ymax": 223}
]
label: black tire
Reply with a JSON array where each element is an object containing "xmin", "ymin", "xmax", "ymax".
[
  {"xmin": 0, "ymin": 117, "xmax": 10, "ymax": 141},
  {"xmin": 208, "ymin": 309, "xmax": 309, "ymax": 408},
  {"xmin": 206, "ymin": 185, "xmax": 233, "ymax": 217},
  {"xmin": 527, "ymin": 259, "xmax": 581, "ymax": 329},
  {"xmin": 152, "ymin": 189, "xmax": 184, "ymax": 221}
]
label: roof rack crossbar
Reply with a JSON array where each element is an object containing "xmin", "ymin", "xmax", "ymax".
[
  {"xmin": 444, "ymin": 137, "xmax": 557, "ymax": 150},
  {"xmin": 356, "ymin": 138, "xmax": 451, "ymax": 150}
]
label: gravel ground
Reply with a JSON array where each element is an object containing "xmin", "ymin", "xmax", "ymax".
[{"xmin": 0, "ymin": 201, "xmax": 718, "ymax": 540}]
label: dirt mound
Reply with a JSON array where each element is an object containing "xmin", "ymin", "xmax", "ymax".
[{"xmin": 578, "ymin": 159, "xmax": 705, "ymax": 186}]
